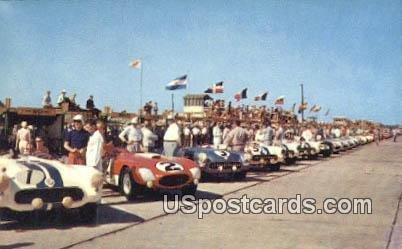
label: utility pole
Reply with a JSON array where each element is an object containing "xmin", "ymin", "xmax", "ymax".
[{"xmin": 300, "ymin": 83, "xmax": 304, "ymax": 123}]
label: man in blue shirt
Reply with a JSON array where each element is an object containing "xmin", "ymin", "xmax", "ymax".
[{"xmin": 64, "ymin": 115, "xmax": 90, "ymax": 165}]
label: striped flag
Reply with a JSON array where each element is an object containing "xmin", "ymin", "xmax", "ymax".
[
  {"xmin": 254, "ymin": 92, "xmax": 268, "ymax": 101},
  {"xmin": 166, "ymin": 75, "xmax": 188, "ymax": 90},
  {"xmin": 234, "ymin": 88, "xmax": 247, "ymax": 101},
  {"xmin": 204, "ymin": 81, "xmax": 224, "ymax": 93},
  {"xmin": 309, "ymin": 104, "xmax": 317, "ymax": 113},
  {"xmin": 274, "ymin": 96, "xmax": 285, "ymax": 105},
  {"xmin": 313, "ymin": 105, "xmax": 322, "ymax": 112},
  {"xmin": 310, "ymin": 104, "xmax": 321, "ymax": 112},
  {"xmin": 129, "ymin": 59, "xmax": 142, "ymax": 69}
]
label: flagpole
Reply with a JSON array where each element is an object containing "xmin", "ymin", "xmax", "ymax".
[
  {"xmin": 140, "ymin": 61, "xmax": 143, "ymax": 110},
  {"xmin": 171, "ymin": 93, "xmax": 174, "ymax": 112},
  {"xmin": 300, "ymin": 84, "xmax": 304, "ymax": 123}
]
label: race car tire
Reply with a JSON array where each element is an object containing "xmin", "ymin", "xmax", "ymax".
[
  {"xmin": 322, "ymin": 150, "xmax": 331, "ymax": 158},
  {"xmin": 285, "ymin": 157, "xmax": 297, "ymax": 165},
  {"xmin": 181, "ymin": 184, "xmax": 198, "ymax": 196},
  {"xmin": 119, "ymin": 167, "xmax": 143, "ymax": 200},
  {"xmin": 269, "ymin": 163, "xmax": 281, "ymax": 171},
  {"xmin": 79, "ymin": 203, "xmax": 98, "ymax": 224}
]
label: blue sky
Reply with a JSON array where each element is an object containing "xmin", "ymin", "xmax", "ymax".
[{"xmin": 0, "ymin": 0, "xmax": 401, "ymax": 124}]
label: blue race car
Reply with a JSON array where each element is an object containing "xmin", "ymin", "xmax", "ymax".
[{"xmin": 180, "ymin": 146, "xmax": 251, "ymax": 180}]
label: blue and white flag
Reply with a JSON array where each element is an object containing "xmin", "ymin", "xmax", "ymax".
[{"xmin": 166, "ymin": 75, "xmax": 188, "ymax": 90}]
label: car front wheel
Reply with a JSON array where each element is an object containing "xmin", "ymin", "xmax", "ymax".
[
  {"xmin": 269, "ymin": 163, "xmax": 281, "ymax": 171},
  {"xmin": 119, "ymin": 168, "xmax": 143, "ymax": 200},
  {"xmin": 233, "ymin": 171, "xmax": 247, "ymax": 180}
]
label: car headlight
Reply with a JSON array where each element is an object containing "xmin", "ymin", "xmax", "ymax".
[
  {"xmin": 91, "ymin": 173, "xmax": 104, "ymax": 191},
  {"xmin": 197, "ymin": 153, "xmax": 208, "ymax": 165},
  {"xmin": 190, "ymin": 167, "xmax": 201, "ymax": 180},
  {"xmin": 138, "ymin": 168, "xmax": 155, "ymax": 182}
]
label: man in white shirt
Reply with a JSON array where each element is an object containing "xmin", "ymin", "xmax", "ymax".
[
  {"xmin": 15, "ymin": 121, "xmax": 31, "ymax": 154},
  {"xmin": 201, "ymin": 123, "xmax": 209, "ymax": 145},
  {"xmin": 57, "ymin": 90, "xmax": 68, "ymax": 106},
  {"xmin": 183, "ymin": 125, "xmax": 192, "ymax": 147},
  {"xmin": 222, "ymin": 123, "xmax": 231, "ymax": 142},
  {"xmin": 255, "ymin": 121, "xmax": 274, "ymax": 146},
  {"xmin": 331, "ymin": 127, "xmax": 341, "ymax": 138},
  {"xmin": 301, "ymin": 125, "xmax": 313, "ymax": 141},
  {"xmin": 42, "ymin": 90, "xmax": 52, "ymax": 108},
  {"xmin": 192, "ymin": 124, "xmax": 201, "ymax": 146},
  {"xmin": 212, "ymin": 122, "xmax": 223, "ymax": 148},
  {"xmin": 119, "ymin": 117, "xmax": 143, "ymax": 152},
  {"xmin": 141, "ymin": 121, "xmax": 158, "ymax": 152},
  {"xmin": 86, "ymin": 120, "xmax": 105, "ymax": 171},
  {"xmin": 274, "ymin": 123, "xmax": 284, "ymax": 145},
  {"xmin": 163, "ymin": 115, "xmax": 181, "ymax": 157}
]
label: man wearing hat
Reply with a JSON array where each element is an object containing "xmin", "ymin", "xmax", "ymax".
[
  {"xmin": 57, "ymin": 90, "xmax": 68, "ymax": 106},
  {"xmin": 15, "ymin": 121, "xmax": 32, "ymax": 155},
  {"xmin": 64, "ymin": 114, "xmax": 90, "ymax": 164},
  {"xmin": 163, "ymin": 115, "xmax": 181, "ymax": 157},
  {"xmin": 119, "ymin": 117, "xmax": 143, "ymax": 152}
]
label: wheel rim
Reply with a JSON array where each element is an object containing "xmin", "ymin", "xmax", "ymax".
[{"xmin": 122, "ymin": 173, "xmax": 132, "ymax": 195}]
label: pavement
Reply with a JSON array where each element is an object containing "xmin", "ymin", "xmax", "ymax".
[{"xmin": 0, "ymin": 140, "xmax": 401, "ymax": 249}]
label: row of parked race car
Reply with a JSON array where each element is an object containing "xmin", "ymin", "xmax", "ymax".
[{"xmin": 0, "ymin": 134, "xmax": 379, "ymax": 222}]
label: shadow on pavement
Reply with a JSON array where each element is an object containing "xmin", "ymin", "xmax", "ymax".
[
  {"xmin": 0, "ymin": 205, "xmax": 144, "ymax": 231},
  {"xmin": 0, "ymin": 242, "xmax": 34, "ymax": 249}
]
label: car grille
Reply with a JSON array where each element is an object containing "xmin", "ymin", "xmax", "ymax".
[
  {"xmin": 15, "ymin": 187, "xmax": 84, "ymax": 204},
  {"xmin": 252, "ymin": 155, "xmax": 276, "ymax": 161},
  {"xmin": 208, "ymin": 162, "xmax": 242, "ymax": 169},
  {"xmin": 159, "ymin": 174, "xmax": 189, "ymax": 187}
]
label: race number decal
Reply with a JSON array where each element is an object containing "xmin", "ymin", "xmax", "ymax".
[
  {"xmin": 252, "ymin": 143, "xmax": 260, "ymax": 152},
  {"xmin": 214, "ymin": 150, "xmax": 230, "ymax": 158},
  {"xmin": 156, "ymin": 162, "xmax": 184, "ymax": 172}
]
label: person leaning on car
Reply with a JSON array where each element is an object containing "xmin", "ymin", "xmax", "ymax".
[{"xmin": 64, "ymin": 114, "xmax": 90, "ymax": 165}]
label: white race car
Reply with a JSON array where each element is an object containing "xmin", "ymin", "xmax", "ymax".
[{"xmin": 0, "ymin": 155, "xmax": 103, "ymax": 222}]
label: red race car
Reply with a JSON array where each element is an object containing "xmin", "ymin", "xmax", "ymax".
[{"xmin": 104, "ymin": 150, "xmax": 201, "ymax": 200}]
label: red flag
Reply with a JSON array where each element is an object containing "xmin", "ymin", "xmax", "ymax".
[{"xmin": 234, "ymin": 88, "xmax": 247, "ymax": 101}]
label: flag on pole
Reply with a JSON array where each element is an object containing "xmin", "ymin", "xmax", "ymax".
[
  {"xmin": 310, "ymin": 104, "xmax": 321, "ymax": 112},
  {"xmin": 309, "ymin": 104, "xmax": 317, "ymax": 113},
  {"xmin": 325, "ymin": 108, "xmax": 330, "ymax": 116},
  {"xmin": 166, "ymin": 75, "xmax": 188, "ymax": 90},
  {"xmin": 129, "ymin": 59, "xmax": 142, "ymax": 69},
  {"xmin": 204, "ymin": 81, "xmax": 224, "ymax": 93},
  {"xmin": 234, "ymin": 88, "xmax": 247, "ymax": 101},
  {"xmin": 274, "ymin": 96, "xmax": 285, "ymax": 105},
  {"xmin": 313, "ymin": 105, "xmax": 321, "ymax": 112},
  {"xmin": 254, "ymin": 92, "xmax": 268, "ymax": 101}
]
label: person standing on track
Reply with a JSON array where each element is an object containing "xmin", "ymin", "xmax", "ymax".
[
  {"xmin": 119, "ymin": 117, "xmax": 143, "ymax": 153},
  {"xmin": 163, "ymin": 115, "xmax": 181, "ymax": 157},
  {"xmin": 64, "ymin": 115, "xmax": 90, "ymax": 164}
]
